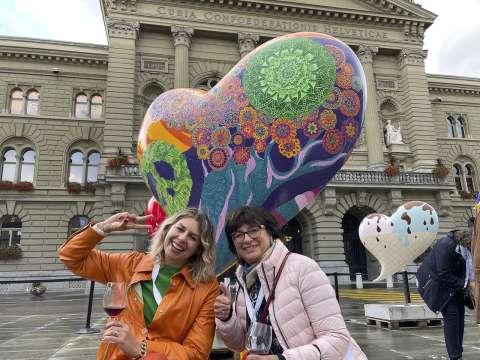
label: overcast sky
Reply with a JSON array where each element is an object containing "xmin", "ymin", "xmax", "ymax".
[{"xmin": 0, "ymin": 0, "xmax": 479, "ymax": 78}]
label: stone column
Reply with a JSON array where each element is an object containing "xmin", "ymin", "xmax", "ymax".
[
  {"xmin": 103, "ymin": 19, "xmax": 139, "ymax": 156},
  {"xmin": 398, "ymin": 49, "xmax": 437, "ymax": 170},
  {"xmin": 171, "ymin": 26, "xmax": 193, "ymax": 88},
  {"xmin": 357, "ymin": 45, "xmax": 384, "ymax": 170},
  {"xmin": 238, "ymin": 33, "xmax": 259, "ymax": 58}
]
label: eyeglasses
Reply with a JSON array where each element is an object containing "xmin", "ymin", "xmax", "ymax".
[{"xmin": 231, "ymin": 225, "xmax": 265, "ymax": 243}]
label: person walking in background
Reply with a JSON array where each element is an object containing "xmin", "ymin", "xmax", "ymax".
[
  {"xmin": 214, "ymin": 206, "xmax": 366, "ymax": 360},
  {"xmin": 58, "ymin": 208, "xmax": 218, "ymax": 360},
  {"xmin": 472, "ymin": 209, "xmax": 480, "ymax": 324},
  {"xmin": 417, "ymin": 230, "xmax": 475, "ymax": 360}
]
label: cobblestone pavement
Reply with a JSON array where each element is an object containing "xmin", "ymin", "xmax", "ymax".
[{"xmin": 0, "ymin": 290, "xmax": 479, "ymax": 359}]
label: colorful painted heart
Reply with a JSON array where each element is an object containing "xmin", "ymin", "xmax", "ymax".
[
  {"xmin": 138, "ymin": 32, "xmax": 366, "ymax": 271},
  {"xmin": 358, "ymin": 201, "xmax": 439, "ymax": 282}
]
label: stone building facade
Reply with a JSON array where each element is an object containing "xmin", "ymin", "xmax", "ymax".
[{"xmin": 1, "ymin": 0, "xmax": 479, "ymax": 286}]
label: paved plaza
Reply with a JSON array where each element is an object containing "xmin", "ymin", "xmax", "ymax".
[{"xmin": 0, "ymin": 289, "xmax": 479, "ymax": 360}]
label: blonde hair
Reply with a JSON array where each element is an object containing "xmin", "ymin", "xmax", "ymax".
[{"xmin": 149, "ymin": 208, "xmax": 216, "ymax": 283}]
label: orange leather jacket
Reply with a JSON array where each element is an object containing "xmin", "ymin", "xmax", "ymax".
[{"xmin": 58, "ymin": 224, "xmax": 219, "ymax": 360}]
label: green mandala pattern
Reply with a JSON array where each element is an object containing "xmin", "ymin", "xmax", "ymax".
[
  {"xmin": 140, "ymin": 141, "xmax": 192, "ymax": 215},
  {"xmin": 244, "ymin": 38, "xmax": 336, "ymax": 119}
]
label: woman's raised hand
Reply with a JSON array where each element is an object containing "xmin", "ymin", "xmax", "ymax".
[
  {"xmin": 214, "ymin": 282, "xmax": 232, "ymax": 321},
  {"xmin": 97, "ymin": 212, "xmax": 152, "ymax": 234}
]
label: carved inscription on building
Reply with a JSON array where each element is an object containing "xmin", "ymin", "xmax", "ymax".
[{"xmin": 157, "ymin": 6, "xmax": 391, "ymax": 40}]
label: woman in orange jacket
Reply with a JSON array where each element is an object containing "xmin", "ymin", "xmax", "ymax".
[{"xmin": 58, "ymin": 208, "xmax": 218, "ymax": 360}]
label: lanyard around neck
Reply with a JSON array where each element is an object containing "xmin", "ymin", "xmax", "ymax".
[
  {"xmin": 241, "ymin": 281, "xmax": 264, "ymax": 323},
  {"xmin": 151, "ymin": 264, "xmax": 162, "ymax": 305}
]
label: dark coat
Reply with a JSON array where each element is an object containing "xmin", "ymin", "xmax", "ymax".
[{"xmin": 416, "ymin": 231, "xmax": 466, "ymax": 312}]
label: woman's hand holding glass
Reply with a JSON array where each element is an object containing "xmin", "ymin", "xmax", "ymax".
[
  {"xmin": 214, "ymin": 282, "xmax": 232, "ymax": 321},
  {"xmin": 103, "ymin": 320, "xmax": 143, "ymax": 358}
]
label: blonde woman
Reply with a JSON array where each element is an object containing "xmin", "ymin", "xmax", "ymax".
[{"xmin": 58, "ymin": 209, "xmax": 218, "ymax": 360}]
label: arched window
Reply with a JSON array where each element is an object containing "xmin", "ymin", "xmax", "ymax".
[
  {"xmin": 453, "ymin": 161, "xmax": 478, "ymax": 195},
  {"xmin": 68, "ymin": 151, "xmax": 84, "ymax": 184},
  {"xmin": 86, "ymin": 151, "xmax": 100, "ymax": 183},
  {"xmin": 68, "ymin": 215, "xmax": 89, "ymax": 236},
  {"xmin": 26, "ymin": 90, "xmax": 39, "ymax": 115},
  {"xmin": 456, "ymin": 116, "xmax": 466, "ymax": 138},
  {"xmin": 142, "ymin": 84, "xmax": 163, "ymax": 110},
  {"xmin": 10, "ymin": 89, "xmax": 24, "ymax": 115},
  {"xmin": 1, "ymin": 148, "xmax": 17, "ymax": 182},
  {"xmin": 0, "ymin": 215, "xmax": 22, "ymax": 248},
  {"xmin": 196, "ymin": 76, "xmax": 221, "ymax": 91},
  {"xmin": 75, "ymin": 94, "xmax": 89, "ymax": 118},
  {"xmin": 447, "ymin": 116, "xmax": 455, "ymax": 138},
  {"xmin": 20, "ymin": 149, "xmax": 35, "ymax": 182},
  {"xmin": 67, "ymin": 148, "xmax": 100, "ymax": 185},
  {"xmin": 453, "ymin": 164, "xmax": 463, "ymax": 192},
  {"xmin": 465, "ymin": 164, "xmax": 475, "ymax": 193},
  {"xmin": 90, "ymin": 95, "xmax": 103, "ymax": 119}
]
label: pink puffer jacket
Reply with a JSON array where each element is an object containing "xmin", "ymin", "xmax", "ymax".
[{"xmin": 216, "ymin": 241, "xmax": 367, "ymax": 360}]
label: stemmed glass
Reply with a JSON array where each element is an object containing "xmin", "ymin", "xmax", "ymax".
[
  {"xmin": 245, "ymin": 321, "xmax": 272, "ymax": 355},
  {"xmin": 103, "ymin": 282, "xmax": 128, "ymax": 319},
  {"xmin": 102, "ymin": 282, "xmax": 127, "ymax": 359}
]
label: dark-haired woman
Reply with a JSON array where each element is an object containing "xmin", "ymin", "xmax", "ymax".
[{"xmin": 214, "ymin": 206, "xmax": 366, "ymax": 360}]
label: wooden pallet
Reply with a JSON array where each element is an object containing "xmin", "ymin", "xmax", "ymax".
[{"xmin": 366, "ymin": 317, "xmax": 443, "ymax": 330}]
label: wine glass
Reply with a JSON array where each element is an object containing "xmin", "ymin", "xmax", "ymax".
[
  {"xmin": 245, "ymin": 321, "xmax": 272, "ymax": 355},
  {"xmin": 103, "ymin": 282, "xmax": 127, "ymax": 319}
]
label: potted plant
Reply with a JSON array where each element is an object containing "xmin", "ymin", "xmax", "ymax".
[
  {"xmin": 83, "ymin": 182, "xmax": 96, "ymax": 194},
  {"xmin": 433, "ymin": 159, "xmax": 450, "ymax": 178},
  {"xmin": 0, "ymin": 245, "xmax": 22, "ymax": 260},
  {"xmin": 15, "ymin": 182, "xmax": 34, "ymax": 191},
  {"xmin": 29, "ymin": 281, "xmax": 47, "ymax": 297},
  {"xmin": 0, "ymin": 181, "xmax": 14, "ymax": 190},
  {"xmin": 66, "ymin": 182, "xmax": 82, "ymax": 194},
  {"xmin": 384, "ymin": 157, "xmax": 400, "ymax": 176},
  {"xmin": 107, "ymin": 154, "xmax": 128, "ymax": 169}
]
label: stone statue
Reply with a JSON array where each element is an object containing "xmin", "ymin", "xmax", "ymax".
[{"xmin": 384, "ymin": 120, "xmax": 403, "ymax": 145}]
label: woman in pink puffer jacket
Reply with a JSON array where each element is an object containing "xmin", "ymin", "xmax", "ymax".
[{"xmin": 214, "ymin": 206, "xmax": 367, "ymax": 360}]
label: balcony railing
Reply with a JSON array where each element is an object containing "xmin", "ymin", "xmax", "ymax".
[
  {"xmin": 106, "ymin": 166, "xmax": 452, "ymax": 188},
  {"xmin": 332, "ymin": 170, "xmax": 451, "ymax": 187},
  {"xmin": 105, "ymin": 164, "xmax": 141, "ymax": 179}
]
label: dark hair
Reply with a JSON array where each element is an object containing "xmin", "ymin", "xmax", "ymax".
[
  {"xmin": 453, "ymin": 229, "xmax": 473, "ymax": 246},
  {"xmin": 225, "ymin": 206, "xmax": 282, "ymax": 255}
]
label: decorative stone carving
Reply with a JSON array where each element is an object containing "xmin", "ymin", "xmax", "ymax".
[
  {"xmin": 398, "ymin": 49, "xmax": 427, "ymax": 66},
  {"xmin": 105, "ymin": 0, "xmax": 137, "ymax": 12},
  {"xmin": 436, "ymin": 190, "xmax": 452, "ymax": 217},
  {"xmin": 384, "ymin": 120, "xmax": 404, "ymax": 146},
  {"xmin": 171, "ymin": 26, "xmax": 194, "ymax": 48},
  {"xmin": 356, "ymin": 45, "xmax": 378, "ymax": 64},
  {"xmin": 107, "ymin": 19, "xmax": 139, "ymax": 39},
  {"xmin": 356, "ymin": 191, "xmax": 368, "ymax": 207},
  {"xmin": 110, "ymin": 183, "xmax": 126, "ymax": 211},
  {"xmin": 388, "ymin": 189, "xmax": 403, "ymax": 214},
  {"xmin": 238, "ymin": 33, "xmax": 260, "ymax": 58},
  {"xmin": 323, "ymin": 188, "xmax": 336, "ymax": 216}
]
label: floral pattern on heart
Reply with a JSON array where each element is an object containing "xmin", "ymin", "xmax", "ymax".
[{"xmin": 138, "ymin": 32, "xmax": 367, "ymax": 272}]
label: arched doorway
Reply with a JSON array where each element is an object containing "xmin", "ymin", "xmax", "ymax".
[
  {"xmin": 281, "ymin": 217, "xmax": 303, "ymax": 254},
  {"xmin": 342, "ymin": 206, "xmax": 380, "ymax": 280}
]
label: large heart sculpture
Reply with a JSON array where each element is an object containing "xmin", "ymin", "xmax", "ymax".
[
  {"xmin": 138, "ymin": 32, "xmax": 366, "ymax": 272},
  {"xmin": 358, "ymin": 201, "xmax": 439, "ymax": 282}
]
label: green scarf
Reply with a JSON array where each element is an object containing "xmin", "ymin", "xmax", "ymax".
[
  {"xmin": 244, "ymin": 239, "xmax": 277, "ymax": 290},
  {"xmin": 141, "ymin": 265, "xmax": 179, "ymax": 326}
]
